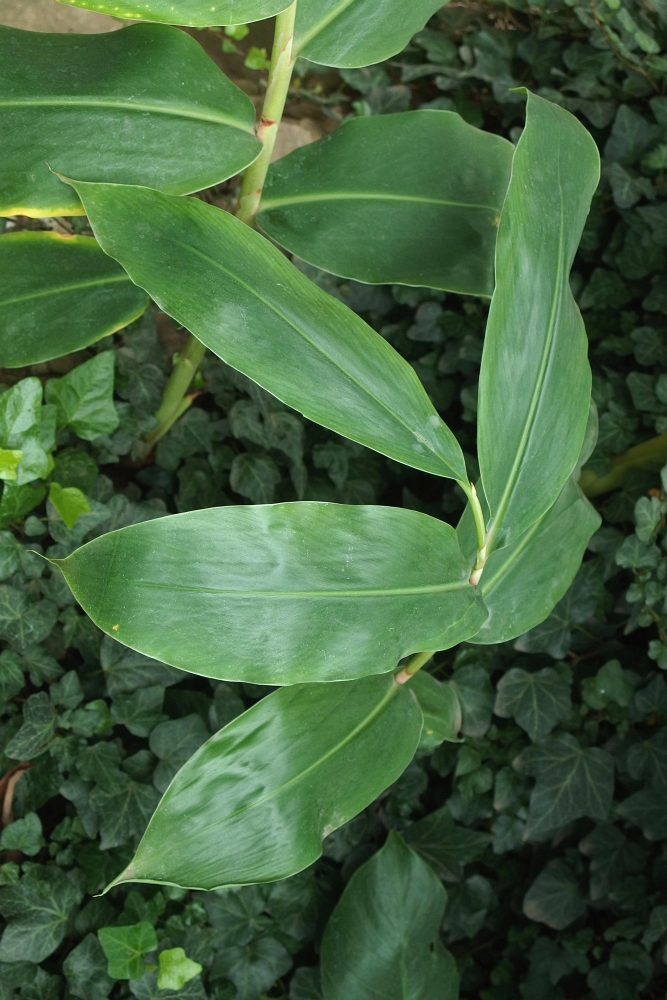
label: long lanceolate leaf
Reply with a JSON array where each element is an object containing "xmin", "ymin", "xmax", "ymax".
[
  {"xmin": 259, "ymin": 111, "xmax": 514, "ymax": 296},
  {"xmin": 56, "ymin": 504, "xmax": 486, "ymax": 684},
  {"xmin": 55, "ymin": 0, "xmax": 291, "ymax": 26},
  {"xmin": 477, "ymin": 92, "xmax": 599, "ymax": 550},
  {"xmin": 293, "ymin": 0, "xmax": 446, "ymax": 68},
  {"xmin": 0, "ymin": 24, "xmax": 260, "ymax": 217},
  {"xmin": 0, "ymin": 233, "xmax": 148, "ymax": 368},
  {"xmin": 66, "ymin": 180, "xmax": 469, "ymax": 482},
  {"xmin": 108, "ymin": 674, "xmax": 422, "ymax": 890}
]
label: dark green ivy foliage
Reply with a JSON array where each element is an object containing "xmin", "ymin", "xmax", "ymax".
[{"xmin": 5, "ymin": 0, "xmax": 667, "ymax": 996}]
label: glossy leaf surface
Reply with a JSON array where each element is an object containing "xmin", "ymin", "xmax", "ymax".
[
  {"xmin": 0, "ymin": 24, "xmax": 260, "ymax": 217},
  {"xmin": 110, "ymin": 675, "xmax": 422, "ymax": 890},
  {"xmin": 259, "ymin": 112, "xmax": 513, "ymax": 295},
  {"xmin": 57, "ymin": 503, "xmax": 486, "ymax": 684},
  {"xmin": 55, "ymin": 0, "xmax": 290, "ymax": 26},
  {"xmin": 458, "ymin": 477, "xmax": 600, "ymax": 645},
  {"xmin": 0, "ymin": 234, "xmax": 147, "ymax": 367},
  {"xmin": 407, "ymin": 671, "xmax": 462, "ymax": 749},
  {"xmin": 68, "ymin": 180, "xmax": 467, "ymax": 481},
  {"xmin": 320, "ymin": 832, "xmax": 457, "ymax": 1000},
  {"xmin": 478, "ymin": 92, "xmax": 599, "ymax": 549},
  {"xmin": 294, "ymin": 0, "xmax": 446, "ymax": 68}
]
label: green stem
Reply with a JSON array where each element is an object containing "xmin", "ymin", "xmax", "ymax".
[
  {"xmin": 461, "ymin": 481, "xmax": 487, "ymax": 586},
  {"xmin": 144, "ymin": 335, "xmax": 207, "ymax": 449},
  {"xmin": 234, "ymin": 1, "xmax": 297, "ymax": 227},
  {"xmin": 394, "ymin": 651, "xmax": 434, "ymax": 685},
  {"xmin": 579, "ymin": 432, "xmax": 667, "ymax": 498}
]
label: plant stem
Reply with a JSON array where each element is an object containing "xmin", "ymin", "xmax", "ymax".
[
  {"xmin": 461, "ymin": 481, "xmax": 487, "ymax": 586},
  {"xmin": 579, "ymin": 432, "xmax": 667, "ymax": 497},
  {"xmin": 394, "ymin": 651, "xmax": 434, "ymax": 685},
  {"xmin": 235, "ymin": 1, "xmax": 297, "ymax": 227},
  {"xmin": 144, "ymin": 4, "xmax": 298, "ymax": 449},
  {"xmin": 144, "ymin": 335, "xmax": 207, "ymax": 449}
]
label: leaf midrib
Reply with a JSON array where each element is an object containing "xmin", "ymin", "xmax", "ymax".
[
  {"xmin": 105, "ymin": 577, "xmax": 470, "ymax": 599},
  {"xmin": 0, "ymin": 97, "xmax": 254, "ymax": 132},
  {"xmin": 486, "ymin": 128, "xmax": 567, "ymax": 548},
  {"xmin": 260, "ymin": 191, "xmax": 500, "ymax": 212},
  {"xmin": 166, "ymin": 230, "xmax": 460, "ymax": 477},
  {"xmin": 0, "ymin": 273, "xmax": 132, "ymax": 307}
]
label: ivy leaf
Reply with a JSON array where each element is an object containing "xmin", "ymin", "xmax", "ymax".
[
  {"xmin": 45, "ymin": 352, "xmax": 119, "ymax": 441},
  {"xmin": 211, "ymin": 937, "xmax": 292, "ymax": 1000},
  {"xmin": 157, "ymin": 948, "xmax": 203, "ymax": 991},
  {"xmin": 494, "ymin": 667, "xmax": 572, "ymax": 741},
  {"xmin": 579, "ymin": 824, "xmax": 646, "ymax": 901},
  {"xmin": 448, "ymin": 663, "xmax": 495, "ymax": 737},
  {"xmin": 289, "ymin": 967, "xmax": 323, "ymax": 1000},
  {"xmin": 0, "ymin": 378, "xmax": 49, "ymax": 485},
  {"xmin": 90, "ymin": 774, "xmax": 161, "ymax": 850},
  {"xmin": 149, "ymin": 715, "xmax": 210, "ymax": 793},
  {"xmin": 523, "ymin": 859, "xmax": 586, "ymax": 930},
  {"xmin": 4, "ymin": 692, "xmax": 56, "ymax": 760},
  {"xmin": 100, "ymin": 636, "xmax": 183, "ymax": 698},
  {"xmin": 230, "ymin": 452, "xmax": 282, "ymax": 504},
  {"xmin": 518, "ymin": 734, "xmax": 615, "ymax": 838},
  {"xmin": 63, "ymin": 933, "xmax": 114, "ymax": 1000},
  {"xmin": 0, "ymin": 482, "xmax": 47, "ymax": 530},
  {"xmin": 98, "ymin": 921, "xmax": 158, "ymax": 980},
  {"xmin": 48, "ymin": 482, "xmax": 90, "ymax": 531},
  {"xmin": 199, "ymin": 886, "xmax": 271, "ymax": 947},
  {"xmin": 404, "ymin": 806, "xmax": 491, "ymax": 881},
  {"xmin": 110, "ymin": 686, "xmax": 166, "ymax": 738},
  {"xmin": 581, "ymin": 660, "xmax": 634, "ymax": 710},
  {"xmin": 616, "ymin": 788, "xmax": 667, "ymax": 840},
  {"xmin": 0, "ymin": 587, "xmax": 58, "ymax": 653},
  {"xmin": 0, "ymin": 865, "xmax": 83, "ymax": 962},
  {"xmin": 0, "ymin": 813, "xmax": 44, "ymax": 856}
]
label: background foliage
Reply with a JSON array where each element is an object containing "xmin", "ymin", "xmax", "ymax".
[{"xmin": 3, "ymin": 0, "xmax": 667, "ymax": 996}]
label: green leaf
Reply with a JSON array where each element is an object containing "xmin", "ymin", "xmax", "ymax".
[
  {"xmin": 55, "ymin": 0, "xmax": 290, "ymax": 27},
  {"xmin": 448, "ymin": 662, "xmax": 495, "ymax": 737},
  {"xmin": 0, "ymin": 813, "xmax": 44, "ymax": 857},
  {"xmin": 259, "ymin": 111, "xmax": 513, "ymax": 296},
  {"xmin": 108, "ymin": 674, "xmax": 422, "ymax": 890},
  {"xmin": 48, "ymin": 483, "xmax": 90, "ymax": 531},
  {"xmin": 212, "ymin": 937, "xmax": 292, "ymax": 1000},
  {"xmin": 404, "ymin": 806, "xmax": 491, "ymax": 882},
  {"xmin": 581, "ymin": 659, "xmax": 634, "ymax": 710},
  {"xmin": 63, "ymin": 934, "xmax": 114, "ymax": 1000},
  {"xmin": 0, "ymin": 865, "xmax": 83, "ymax": 963},
  {"xmin": 460, "ymin": 477, "xmax": 601, "ymax": 645},
  {"xmin": 0, "ymin": 378, "xmax": 49, "ymax": 485},
  {"xmin": 45, "ymin": 352, "xmax": 119, "ymax": 441},
  {"xmin": 478, "ymin": 92, "xmax": 599, "ymax": 549},
  {"xmin": 67, "ymin": 181, "xmax": 467, "ymax": 482},
  {"xmin": 101, "ymin": 635, "xmax": 184, "ymax": 697},
  {"xmin": 157, "ymin": 948, "xmax": 203, "ymax": 991},
  {"xmin": 494, "ymin": 667, "xmax": 572, "ymax": 741},
  {"xmin": 98, "ymin": 921, "xmax": 158, "ymax": 980},
  {"xmin": 149, "ymin": 714, "xmax": 210, "ymax": 793},
  {"xmin": 294, "ymin": 0, "xmax": 445, "ymax": 68},
  {"xmin": 320, "ymin": 832, "xmax": 457, "ymax": 1000},
  {"xmin": 57, "ymin": 503, "xmax": 485, "ymax": 684},
  {"xmin": 0, "ymin": 449, "xmax": 22, "ymax": 482},
  {"xmin": 110, "ymin": 686, "xmax": 166, "ymax": 738},
  {"xmin": 0, "ymin": 482, "xmax": 47, "ymax": 530},
  {"xmin": 4, "ymin": 692, "xmax": 57, "ymax": 759},
  {"xmin": 91, "ymin": 775, "xmax": 161, "ymax": 850},
  {"xmin": 0, "ymin": 23, "xmax": 260, "ymax": 217},
  {"xmin": 407, "ymin": 671, "xmax": 462, "ymax": 749},
  {"xmin": 0, "ymin": 234, "xmax": 148, "ymax": 368},
  {"xmin": 517, "ymin": 733, "xmax": 614, "ymax": 839},
  {"xmin": 229, "ymin": 452, "xmax": 281, "ymax": 504},
  {"xmin": 523, "ymin": 860, "xmax": 586, "ymax": 930}
]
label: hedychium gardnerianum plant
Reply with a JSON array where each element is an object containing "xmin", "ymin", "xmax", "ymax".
[{"xmin": 1, "ymin": 0, "xmax": 599, "ymax": 971}]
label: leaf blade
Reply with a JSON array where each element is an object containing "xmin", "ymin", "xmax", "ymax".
[
  {"xmin": 57, "ymin": 503, "xmax": 486, "ymax": 684},
  {"xmin": 55, "ymin": 0, "xmax": 291, "ymax": 26},
  {"xmin": 478, "ymin": 92, "xmax": 599, "ymax": 548},
  {"xmin": 109, "ymin": 674, "xmax": 422, "ymax": 889},
  {"xmin": 0, "ymin": 24, "xmax": 260, "ymax": 217},
  {"xmin": 259, "ymin": 111, "xmax": 513, "ymax": 296},
  {"xmin": 67, "ymin": 180, "xmax": 467, "ymax": 481},
  {"xmin": 0, "ymin": 233, "xmax": 148, "ymax": 367}
]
